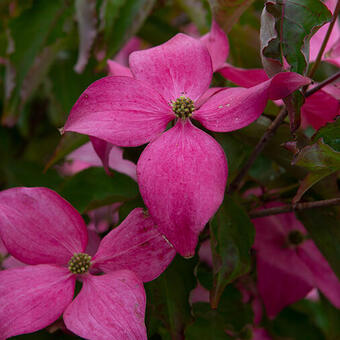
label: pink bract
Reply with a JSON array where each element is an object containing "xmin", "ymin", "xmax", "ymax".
[
  {"xmin": 64, "ymin": 31, "xmax": 309, "ymax": 257},
  {"xmin": 0, "ymin": 187, "xmax": 175, "ymax": 339},
  {"xmin": 64, "ymin": 138, "xmax": 137, "ymax": 180},
  {"xmin": 252, "ymin": 203, "xmax": 340, "ymax": 318}
]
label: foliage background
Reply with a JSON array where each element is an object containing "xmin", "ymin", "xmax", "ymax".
[{"xmin": 0, "ymin": 0, "xmax": 339, "ymax": 339}]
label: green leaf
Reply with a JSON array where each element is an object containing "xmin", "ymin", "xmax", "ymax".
[
  {"xmin": 60, "ymin": 167, "xmax": 138, "ymax": 213},
  {"xmin": 185, "ymin": 315, "xmax": 232, "ymax": 340},
  {"xmin": 4, "ymin": 160, "xmax": 62, "ymax": 190},
  {"xmin": 269, "ymin": 307, "xmax": 324, "ymax": 340},
  {"xmin": 208, "ymin": 0, "xmax": 255, "ymax": 33},
  {"xmin": 145, "ymin": 256, "xmax": 196, "ymax": 339},
  {"xmin": 176, "ymin": 0, "xmax": 210, "ymax": 34},
  {"xmin": 44, "ymin": 133, "xmax": 89, "ymax": 171},
  {"xmin": 235, "ymin": 116, "xmax": 308, "ymax": 179},
  {"xmin": 210, "ymin": 195, "xmax": 254, "ymax": 307},
  {"xmin": 313, "ymin": 119, "xmax": 340, "ymax": 152},
  {"xmin": 260, "ymin": 0, "xmax": 332, "ymax": 75},
  {"xmin": 293, "ymin": 140, "xmax": 340, "ymax": 171},
  {"xmin": 214, "ymin": 133, "xmax": 252, "ymax": 184},
  {"xmin": 47, "ymin": 54, "xmax": 103, "ymax": 126},
  {"xmin": 283, "ymin": 90, "xmax": 305, "ymax": 133},
  {"xmin": 292, "ymin": 169, "xmax": 334, "ymax": 204},
  {"xmin": 101, "ymin": 0, "xmax": 155, "ymax": 58},
  {"xmin": 297, "ymin": 207, "xmax": 340, "ymax": 280},
  {"xmin": 187, "ymin": 285, "xmax": 253, "ymax": 338},
  {"xmin": 4, "ymin": 0, "xmax": 71, "ymax": 124},
  {"xmin": 319, "ymin": 294, "xmax": 340, "ymax": 339}
]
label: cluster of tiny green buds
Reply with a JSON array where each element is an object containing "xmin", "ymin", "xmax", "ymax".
[
  {"xmin": 68, "ymin": 253, "xmax": 92, "ymax": 274},
  {"xmin": 170, "ymin": 95, "xmax": 195, "ymax": 119},
  {"xmin": 287, "ymin": 230, "xmax": 305, "ymax": 246}
]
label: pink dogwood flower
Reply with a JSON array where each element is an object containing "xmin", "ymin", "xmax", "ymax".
[
  {"xmin": 252, "ymin": 203, "xmax": 340, "ymax": 318},
  {"xmin": 64, "ymin": 31, "xmax": 309, "ymax": 257},
  {"xmin": 0, "ymin": 187, "xmax": 175, "ymax": 339}
]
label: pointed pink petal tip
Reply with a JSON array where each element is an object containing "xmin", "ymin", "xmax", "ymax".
[
  {"xmin": 107, "ymin": 60, "xmax": 132, "ymax": 77},
  {"xmin": 64, "ymin": 271, "xmax": 147, "ymax": 340},
  {"xmin": 200, "ymin": 21, "xmax": 229, "ymax": 72},
  {"xmin": 0, "ymin": 187, "xmax": 87, "ymax": 266},
  {"xmin": 194, "ymin": 72, "xmax": 309, "ymax": 132},
  {"xmin": 92, "ymin": 208, "xmax": 176, "ymax": 282},
  {"xmin": 0, "ymin": 265, "xmax": 75, "ymax": 339},
  {"xmin": 130, "ymin": 33, "xmax": 213, "ymax": 102},
  {"xmin": 137, "ymin": 121, "xmax": 227, "ymax": 257},
  {"xmin": 64, "ymin": 76, "xmax": 173, "ymax": 147}
]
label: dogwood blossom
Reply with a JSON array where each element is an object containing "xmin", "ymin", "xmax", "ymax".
[
  {"xmin": 0, "ymin": 187, "xmax": 175, "ymax": 339},
  {"xmin": 64, "ymin": 32, "xmax": 309, "ymax": 257},
  {"xmin": 252, "ymin": 203, "xmax": 340, "ymax": 318}
]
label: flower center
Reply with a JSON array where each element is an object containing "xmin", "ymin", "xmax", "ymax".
[
  {"xmin": 68, "ymin": 253, "xmax": 92, "ymax": 274},
  {"xmin": 171, "ymin": 96, "xmax": 195, "ymax": 119},
  {"xmin": 287, "ymin": 230, "xmax": 304, "ymax": 246}
]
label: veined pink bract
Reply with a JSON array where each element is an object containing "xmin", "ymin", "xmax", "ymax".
[
  {"xmin": 64, "ymin": 30, "xmax": 309, "ymax": 257},
  {"xmin": 0, "ymin": 187, "xmax": 175, "ymax": 339}
]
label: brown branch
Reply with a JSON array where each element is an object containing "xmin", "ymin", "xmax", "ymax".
[
  {"xmin": 229, "ymin": 108, "xmax": 288, "ymax": 193},
  {"xmin": 249, "ymin": 198, "xmax": 340, "ymax": 218},
  {"xmin": 305, "ymin": 70, "xmax": 340, "ymax": 97},
  {"xmin": 308, "ymin": 0, "xmax": 340, "ymax": 78}
]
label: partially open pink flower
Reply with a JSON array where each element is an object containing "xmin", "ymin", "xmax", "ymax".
[
  {"xmin": 63, "ymin": 138, "xmax": 137, "ymax": 180},
  {"xmin": 0, "ymin": 187, "xmax": 175, "ymax": 339},
  {"xmin": 252, "ymin": 204, "xmax": 340, "ymax": 318},
  {"xmin": 64, "ymin": 32, "xmax": 309, "ymax": 257}
]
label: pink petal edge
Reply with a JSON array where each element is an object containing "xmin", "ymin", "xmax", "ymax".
[
  {"xmin": 200, "ymin": 21, "xmax": 229, "ymax": 72},
  {"xmin": 92, "ymin": 208, "xmax": 176, "ymax": 282},
  {"xmin": 0, "ymin": 265, "xmax": 75, "ymax": 339},
  {"xmin": 0, "ymin": 187, "xmax": 87, "ymax": 266},
  {"xmin": 194, "ymin": 72, "xmax": 309, "ymax": 132},
  {"xmin": 64, "ymin": 76, "xmax": 174, "ymax": 147},
  {"xmin": 137, "ymin": 120, "xmax": 228, "ymax": 257},
  {"xmin": 63, "ymin": 270, "xmax": 147, "ymax": 340},
  {"xmin": 130, "ymin": 33, "xmax": 213, "ymax": 102}
]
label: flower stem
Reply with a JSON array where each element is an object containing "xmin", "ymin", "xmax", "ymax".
[
  {"xmin": 249, "ymin": 198, "xmax": 340, "ymax": 218},
  {"xmin": 305, "ymin": 70, "xmax": 340, "ymax": 97},
  {"xmin": 229, "ymin": 108, "xmax": 287, "ymax": 193},
  {"xmin": 308, "ymin": 0, "xmax": 340, "ymax": 79}
]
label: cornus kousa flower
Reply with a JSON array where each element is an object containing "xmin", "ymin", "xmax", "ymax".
[
  {"xmin": 64, "ymin": 32, "xmax": 309, "ymax": 257},
  {"xmin": 0, "ymin": 187, "xmax": 175, "ymax": 339},
  {"xmin": 252, "ymin": 203, "xmax": 340, "ymax": 318}
]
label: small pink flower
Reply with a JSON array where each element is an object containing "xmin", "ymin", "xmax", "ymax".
[
  {"xmin": 0, "ymin": 187, "xmax": 175, "ymax": 339},
  {"xmin": 64, "ymin": 32, "xmax": 309, "ymax": 257},
  {"xmin": 63, "ymin": 138, "xmax": 137, "ymax": 180},
  {"xmin": 252, "ymin": 203, "xmax": 340, "ymax": 318}
]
